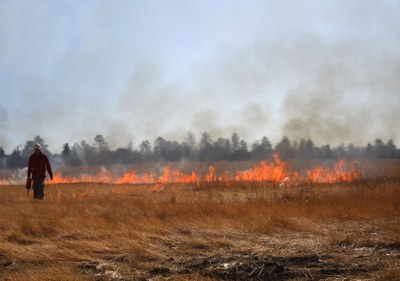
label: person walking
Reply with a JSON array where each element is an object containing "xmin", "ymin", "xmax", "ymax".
[{"xmin": 27, "ymin": 143, "xmax": 53, "ymax": 199}]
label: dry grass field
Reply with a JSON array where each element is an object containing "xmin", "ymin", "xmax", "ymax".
[{"xmin": 0, "ymin": 161, "xmax": 399, "ymax": 280}]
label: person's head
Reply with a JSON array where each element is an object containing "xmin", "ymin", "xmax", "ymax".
[{"xmin": 34, "ymin": 143, "xmax": 41, "ymax": 154}]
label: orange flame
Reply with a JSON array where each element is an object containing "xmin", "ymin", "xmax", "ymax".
[
  {"xmin": 235, "ymin": 154, "xmax": 291, "ymax": 182},
  {"xmin": 305, "ymin": 160, "xmax": 363, "ymax": 184},
  {"xmin": 0, "ymin": 179, "xmax": 8, "ymax": 185},
  {"xmin": 1, "ymin": 154, "xmax": 365, "ymax": 186}
]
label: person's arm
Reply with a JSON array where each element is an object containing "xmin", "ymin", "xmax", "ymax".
[
  {"xmin": 27, "ymin": 156, "xmax": 32, "ymax": 179},
  {"xmin": 45, "ymin": 156, "xmax": 53, "ymax": 180}
]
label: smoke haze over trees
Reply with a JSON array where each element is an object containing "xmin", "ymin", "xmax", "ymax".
[
  {"xmin": 1, "ymin": 1, "xmax": 399, "ymax": 155},
  {"xmin": 1, "ymin": 134, "xmax": 399, "ymax": 170}
]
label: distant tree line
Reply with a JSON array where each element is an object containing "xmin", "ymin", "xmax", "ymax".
[{"xmin": 0, "ymin": 133, "xmax": 399, "ymax": 169}]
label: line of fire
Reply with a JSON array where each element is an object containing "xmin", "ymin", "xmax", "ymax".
[{"xmin": 0, "ymin": 153, "xmax": 365, "ymax": 187}]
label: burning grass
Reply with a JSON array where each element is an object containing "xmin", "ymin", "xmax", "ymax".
[
  {"xmin": 0, "ymin": 154, "xmax": 368, "ymax": 186},
  {"xmin": 50, "ymin": 155, "xmax": 366, "ymax": 185},
  {"xmin": 0, "ymin": 177, "xmax": 399, "ymax": 280}
]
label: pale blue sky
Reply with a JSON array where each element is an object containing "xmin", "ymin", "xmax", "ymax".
[{"xmin": 1, "ymin": 0, "xmax": 399, "ymax": 153}]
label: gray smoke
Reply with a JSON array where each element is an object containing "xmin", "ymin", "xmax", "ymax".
[
  {"xmin": 279, "ymin": 38, "xmax": 400, "ymax": 145},
  {"xmin": 0, "ymin": 1, "xmax": 399, "ymax": 153},
  {"xmin": 0, "ymin": 106, "xmax": 8, "ymax": 148}
]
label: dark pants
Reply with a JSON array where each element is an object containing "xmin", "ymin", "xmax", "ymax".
[{"xmin": 33, "ymin": 178, "xmax": 45, "ymax": 199}]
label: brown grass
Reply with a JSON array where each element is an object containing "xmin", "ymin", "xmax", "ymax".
[{"xmin": 0, "ymin": 178, "xmax": 399, "ymax": 280}]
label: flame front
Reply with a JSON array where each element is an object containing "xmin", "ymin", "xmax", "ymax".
[{"xmin": 47, "ymin": 154, "xmax": 364, "ymax": 186}]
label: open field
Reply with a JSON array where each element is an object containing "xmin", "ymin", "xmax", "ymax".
[{"xmin": 0, "ymin": 162, "xmax": 399, "ymax": 280}]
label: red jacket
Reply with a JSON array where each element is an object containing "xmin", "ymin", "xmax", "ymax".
[{"xmin": 28, "ymin": 152, "xmax": 53, "ymax": 180}]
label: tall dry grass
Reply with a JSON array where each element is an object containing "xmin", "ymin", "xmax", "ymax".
[{"xmin": 0, "ymin": 180, "xmax": 399, "ymax": 280}]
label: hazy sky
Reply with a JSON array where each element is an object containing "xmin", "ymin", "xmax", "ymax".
[{"xmin": 1, "ymin": 0, "xmax": 399, "ymax": 153}]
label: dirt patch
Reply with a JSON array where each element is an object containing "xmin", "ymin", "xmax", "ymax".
[
  {"xmin": 77, "ymin": 260, "xmax": 125, "ymax": 280},
  {"xmin": 0, "ymin": 253, "xmax": 13, "ymax": 268},
  {"xmin": 167, "ymin": 253, "xmax": 377, "ymax": 280},
  {"xmin": 75, "ymin": 251, "xmax": 382, "ymax": 280}
]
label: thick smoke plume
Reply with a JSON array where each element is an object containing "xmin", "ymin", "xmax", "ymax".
[{"xmin": 0, "ymin": 1, "xmax": 399, "ymax": 152}]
